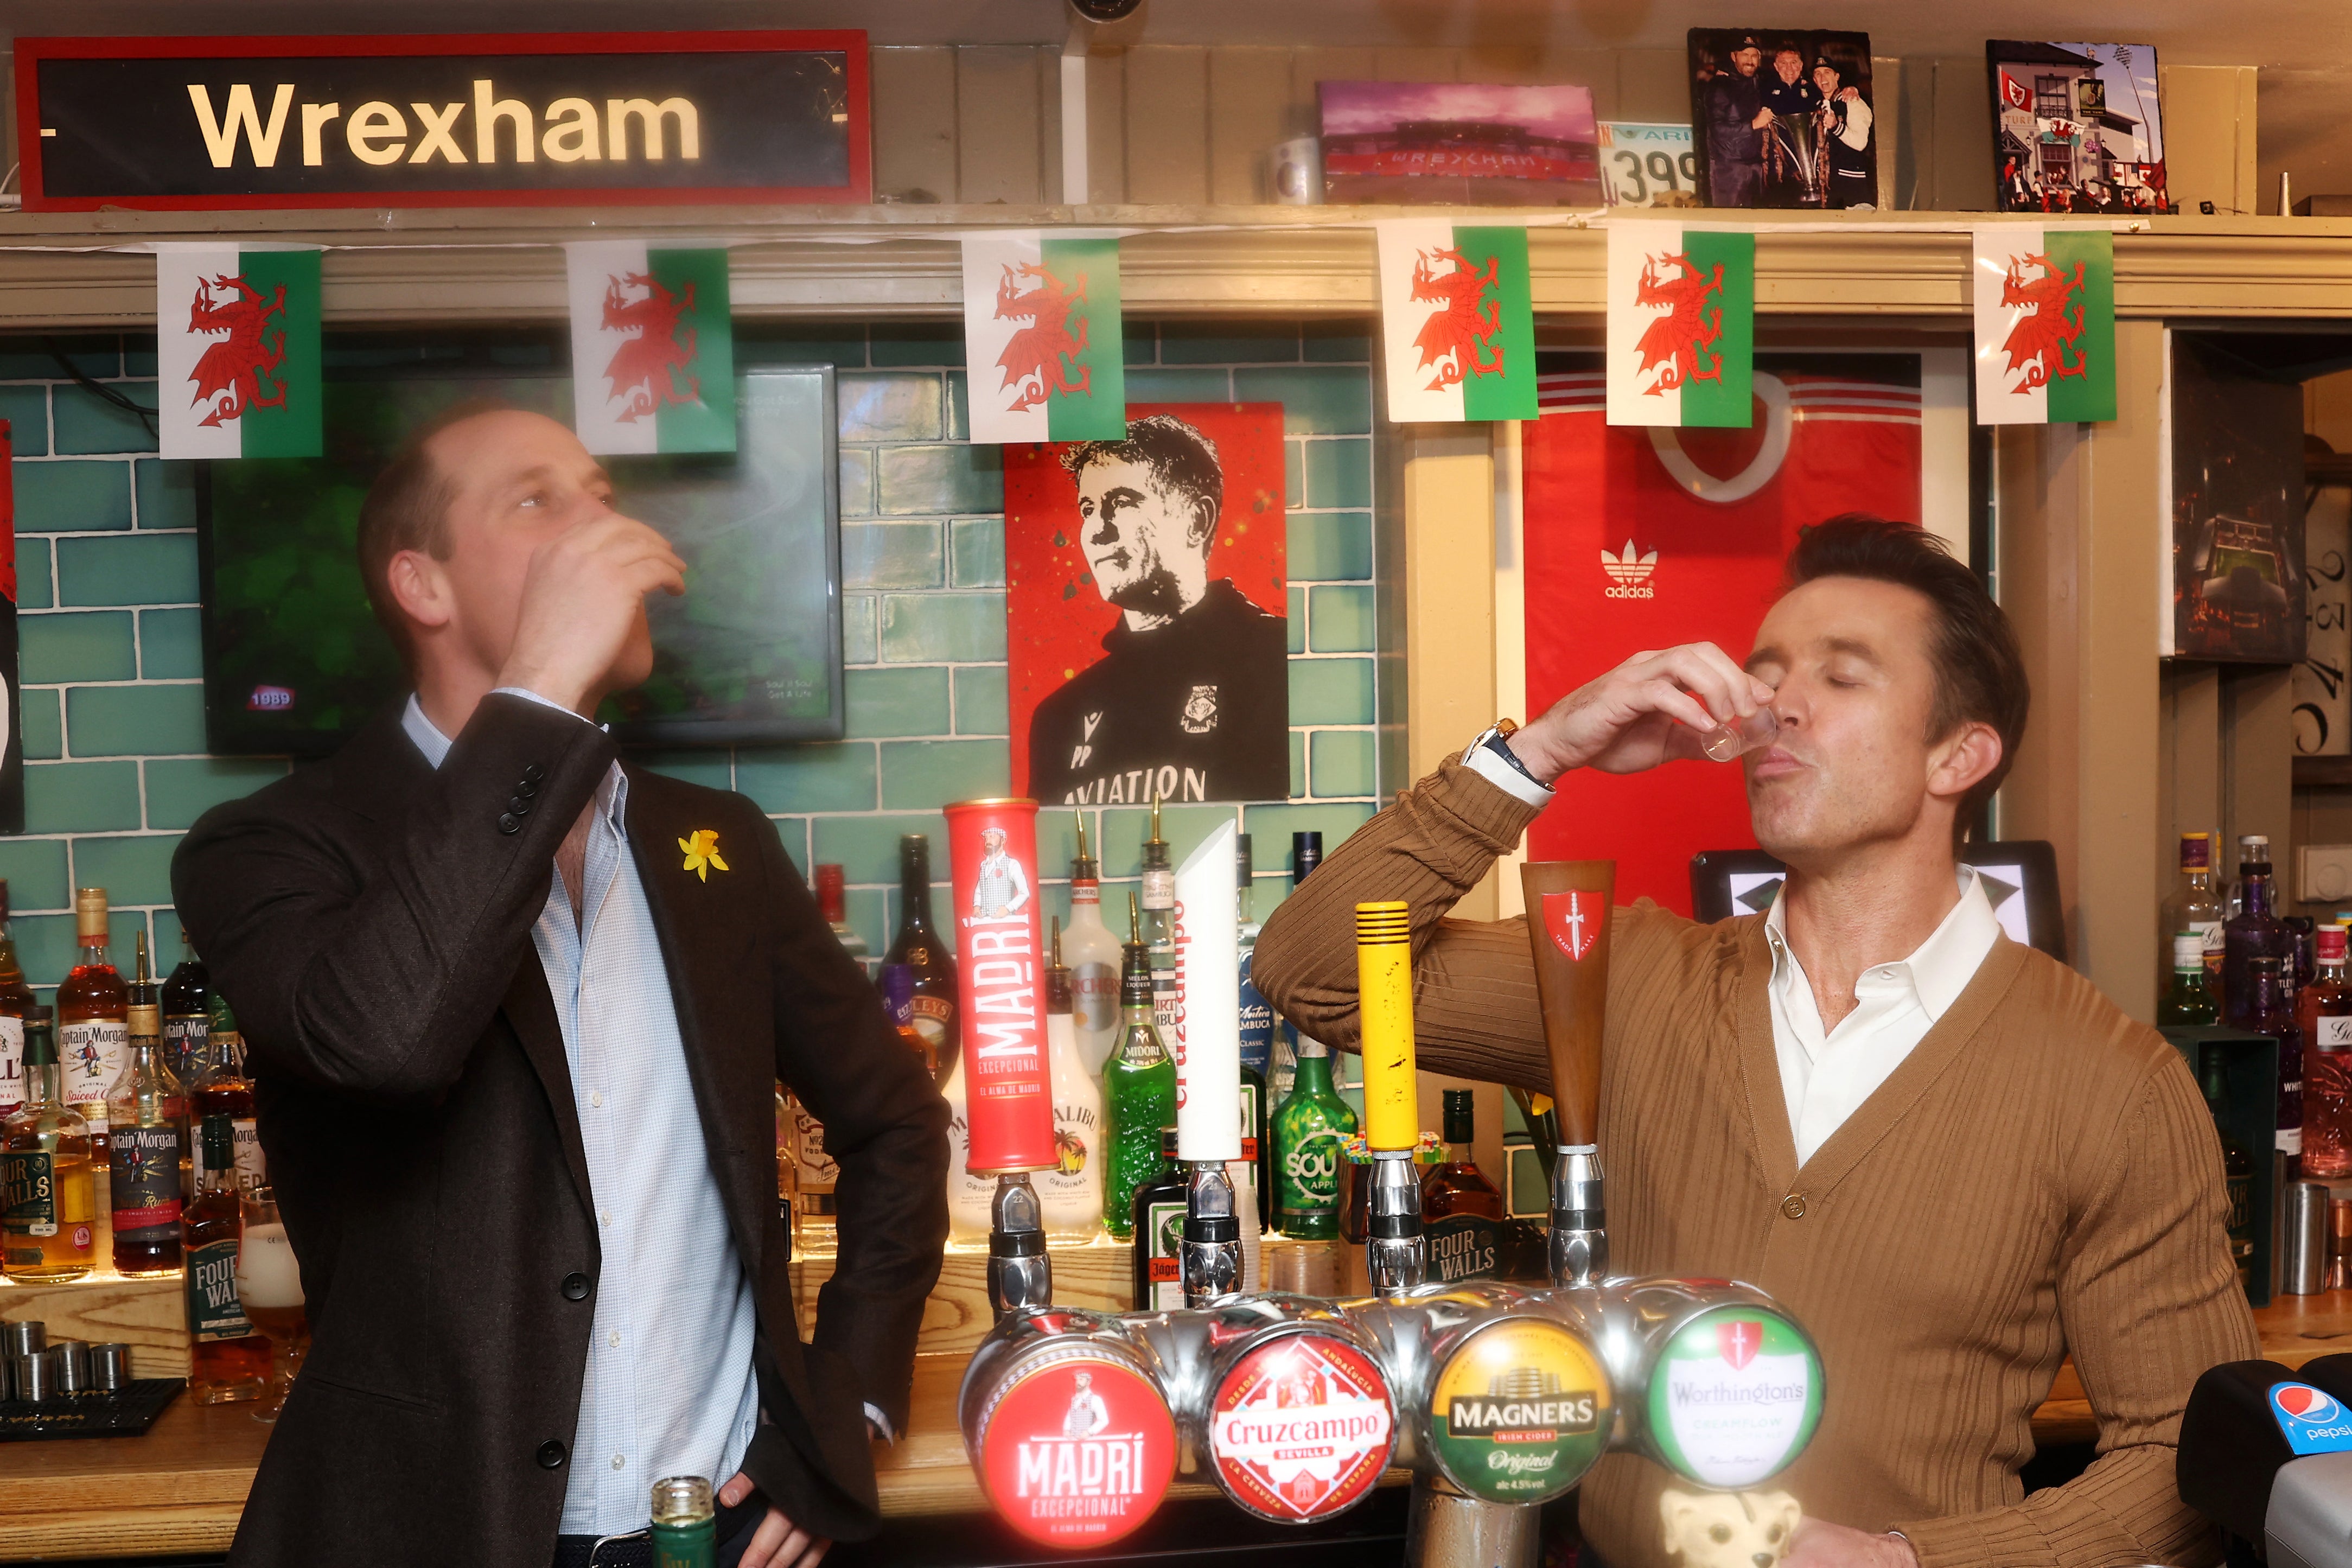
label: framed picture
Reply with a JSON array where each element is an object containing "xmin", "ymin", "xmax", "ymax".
[
  {"xmin": 1598, "ymin": 122, "xmax": 1700, "ymax": 209},
  {"xmin": 1317, "ymin": 80, "xmax": 1602, "ymax": 207},
  {"xmin": 1686, "ymin": 29, "xmax": 1877, "ymax": 210},
  {"xmin": 2162, "ymin": 332, "xmax": 2305, "ymax": 663},
  {"xmin": 1986, "ymin": 42, "xmax": 2168, "ymax": 215},
  {"xmin": 1003, "ymin": 405, "xmax": 1289, "ymax": 807},
  {"xmin": 199, "ymin": 345, "xmax": 844, "ymax": 755}
]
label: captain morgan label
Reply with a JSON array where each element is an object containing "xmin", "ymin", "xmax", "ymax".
[
  {"xmin": 110, "ymin": 1121, "xmax": 185, "ymax": 1240},
  {"xmin": 977, "ymin": 1347, "xmax": 1177, "ymax": 1548},
  {"xmin": 1209, "ymin": 1333, "xmax": 1395, "ymax": 1522},
  {"xmin": 1427, "ymin": 1319, "xmax": 1610, "ymax": 1503},
  {"xmin": 59, "ymin": 1018, "xmax": 128, "ymax": 1131},
  {"xmin": 1646, "ymin": 1308, "xmax": 1823, "ymax": 1488}
]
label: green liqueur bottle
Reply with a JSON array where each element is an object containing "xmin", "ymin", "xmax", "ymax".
[
  {"xmin": 2160, "ymin": 931, "xmax": 2220, "ymax": 1027},
  {"xmin": 1102, "ymin": 897, "xmax": 1177, "ymax": 1241},
  {"xmin": 651, "ymin": 1475, "xmax": 716, "ymax": 1568},
  {"xmin": 1273, "ymin": 1032, "xmax": 1356, "ymax": 1239}
]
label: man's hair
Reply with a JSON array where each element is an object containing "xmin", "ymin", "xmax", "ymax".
[
  {"xmin": 356, "ymin": 398, "xmax": 518, "ymax": 666},
  {"xmin": 1059, "ymin": 414, "xmax": 1223, "ymax": 541},
  {"xmin": 1784, "ymin": 514, "xmax": 2029, "ymax": 840}
]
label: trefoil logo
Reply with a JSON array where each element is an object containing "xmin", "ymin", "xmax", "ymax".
[{"xmin": 1601, "ymin": 540, "xmax": 1658, "ymax": 599}]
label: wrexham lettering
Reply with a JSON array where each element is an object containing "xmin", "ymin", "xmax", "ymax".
[{"xmin": 20, "ymin": 33, "xmax": 868, "ymax": 210}]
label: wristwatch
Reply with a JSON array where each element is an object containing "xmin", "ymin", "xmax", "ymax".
[{"xmin": 1466, "ymin": 720, "xmax": 1544, "ymax": 788}]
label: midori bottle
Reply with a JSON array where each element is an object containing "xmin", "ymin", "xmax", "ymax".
[
  {"xmin": 1038, "ymin": 919, "xmax": 1105, "ymax": 1241},
  {"xmin": 1101, "ymin": 899, "xmax": 1176, "ymax": 1241},
  {"xmin": 1061, "ymin": 818, "xmax": 1122, "ymax": 1078}
]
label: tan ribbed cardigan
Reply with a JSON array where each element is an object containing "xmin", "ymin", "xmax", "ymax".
[{"xmin": 1251, "ymin": 758, "xmax": 2260, "ymax": 1568}]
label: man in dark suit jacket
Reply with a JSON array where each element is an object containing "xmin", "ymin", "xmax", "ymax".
[{"xmin": 173, "ymin": 403, "xmax": 947, "ymax": 1568}]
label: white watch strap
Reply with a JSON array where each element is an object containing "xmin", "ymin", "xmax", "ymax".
[{"xmin": 1463, "ymin": 729, "xmax": 1556, "ymax": 808}]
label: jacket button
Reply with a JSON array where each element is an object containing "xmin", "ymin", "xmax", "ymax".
[
  {"xmin": 560, "ymin": 1271, "xmax": 591, "ymax": 1301},
  {"xmin": 523, "ymin": 763, "xmax": 546, "ymax": 783},
  {"xmin": 537, "ymin": 1439, "xmax": 568, "ymax": 1469},
  {"xmin": 1780, "ymin": 1194, "xmax": 1807, "ymax": 1220},
  {"xmin": 517, "ymin": 778, "xmax": 539, "ymax": 798},
  {"xmin": 498, "ymin": 813, "xmax": 521, "ymax": 834},
  {"xmin": 508, "ymin": 796, "xmax": 532, "ymax": 817}
]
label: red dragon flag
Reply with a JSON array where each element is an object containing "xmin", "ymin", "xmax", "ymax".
[
  {"xmin": 959, "ymin": 233, "xmax": 1125, "ymax": 444},
  {"xmin": 564, "ymin": 242, "xmax": 735, "ymax": 456},
  {"xmin": 1374, "ymin": 220, "xmax": 1538, "ymax": 422},
  {"xmin": 156, "ymin": 246, "xmax": 321, "ymax": 460},
  {"xmin": 1604, "ymin": 220, "xmax": 1755, "ymax": 428},
  {"xmin": 1971, "ymin": 226, "xmax": 2115, "ymax": 424}
]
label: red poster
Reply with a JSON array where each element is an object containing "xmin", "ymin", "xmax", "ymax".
[
  {"xmin": 1522, "ymin": 358, "xmax": 1922, "ymax": 912},
  {"xmin": 1003, "ymin": 404, "xmax": 1289, "ymax": 807}
]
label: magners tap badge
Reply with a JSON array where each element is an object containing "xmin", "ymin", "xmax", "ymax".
[{"xmin": 1425, "ymin": 1318, "xmax": 1610, "ymax": 1504}]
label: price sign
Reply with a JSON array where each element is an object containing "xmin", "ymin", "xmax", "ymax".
[{"xmin": 1599, "ymin": 122, "xmax": 1699, "ymax": 209}]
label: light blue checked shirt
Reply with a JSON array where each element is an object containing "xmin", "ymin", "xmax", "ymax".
[{"xmin": 405, "ymin": 695, "xmax": 757, "ymax": 1537}]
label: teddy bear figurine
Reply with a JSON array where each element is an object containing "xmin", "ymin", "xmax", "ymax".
[{"xmin": 1660, "ymin": 1488, "xmax": 1802, "ymax": 1568}]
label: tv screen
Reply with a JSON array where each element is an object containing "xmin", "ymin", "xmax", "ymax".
[{"xmin": 198, "ymin": 358, "xmax": 843, "ymax": 756}]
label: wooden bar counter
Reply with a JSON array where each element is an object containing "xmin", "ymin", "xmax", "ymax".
[{"xmin": 8, "ymin": 1251, "xmax": 2349, "ymax": 1561}]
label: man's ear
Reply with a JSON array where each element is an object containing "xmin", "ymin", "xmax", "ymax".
[
  {"xmin": 385, "ymin": 548, "xmax": 455, "ymax": 635},
  {"xmin": 1187, "ymin": 497, "xmax": 1220, "ymax": 554},
  {"xmin": 1927, "ymin": 719, "xmax": 2002, "ymax": 805}
]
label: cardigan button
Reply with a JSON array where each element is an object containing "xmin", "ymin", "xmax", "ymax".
[{"xmin": 1780, "ymin": 1193, "xmax": 1807, "ymax": 1220}]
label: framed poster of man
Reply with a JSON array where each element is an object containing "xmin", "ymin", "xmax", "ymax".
[
  {"xmin": 1004, "ymin": 405, "xmax": 1290, "ymax": 807},
  {"xmin": 1687, "ymin": 28, "xmax": 1877, "ymax": 210}
]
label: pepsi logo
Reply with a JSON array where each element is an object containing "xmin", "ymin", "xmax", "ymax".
[{"xmin": 2276, "ymin": 1384, "xmax": 2342, "ymax": 1424}]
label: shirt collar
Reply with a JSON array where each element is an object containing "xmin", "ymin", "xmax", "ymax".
[
  {"xmin": 1763, "ymin": 864, "xmax": 2002, "ymax": 1023},
  {"xmin": 402, "ymin": 693, "xmax": 628, "ymax": 828}
]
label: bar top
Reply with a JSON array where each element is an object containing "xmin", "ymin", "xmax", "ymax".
[{"xmin": 6, "ymin": 1292, "xmax": 2349, "ymax": 1561}]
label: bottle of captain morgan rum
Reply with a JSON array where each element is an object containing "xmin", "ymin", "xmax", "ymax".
[
  {"xmin": 162, "ymin": 927, "xmax": 213, "ymax": 1089},
  {"xmin": 109, "ymin": 933, "xmax": 187, "ymax": 1277},
  {"xmin": 57, "ymin": 888, "xmax": 129, "ymax": 1239}
]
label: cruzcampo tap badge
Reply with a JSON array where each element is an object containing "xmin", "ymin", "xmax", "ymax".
[
  {"xmin": 1425, "ymin": 1318, "xmax": 1611, "ymax": 1504},
  {"xmin": 650, "ymin": 1476, "xmax": 716, "ymax": 1568},
  {"xmin": 1645, "ymin": 1306, "xmax": 1824, "ymax": 1489}
]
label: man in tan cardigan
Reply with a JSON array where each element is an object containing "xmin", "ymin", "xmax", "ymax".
[{"xmin": 1254, "ymin": 517, "xmax": 2258, "ymax": 1568}]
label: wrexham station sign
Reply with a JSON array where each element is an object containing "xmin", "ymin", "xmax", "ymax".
[{"xmin": 15, "ymin": 31, "xmax": 871, "ymax": 211}]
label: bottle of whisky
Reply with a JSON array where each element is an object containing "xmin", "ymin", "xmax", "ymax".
[
  {"xmin": 2, "ymin": 1009, "xmax": 96, "ymax": 1283},
  {"xmin": 1273, "ymin": 1034, "xmax": 1356, "ymax": 1238},
  {"xmin": 0, "ymin": 881, "xmax": 33, "ymax": 1122},
  {"xmin": 193, "ymin": 997, "xmax": 263, "ymax": 1195},
  {"xmin": 1061, "ymin": 818, "xmax": 1122, "ymax": 1078},
  {"xmin": 110, "ymin": 933, "xmax": 187, "ymax": 1277},
  {"xmin": 57, "ymin": 889, "xmax": 129, "ymax": 1232},
  {"xmin": 884, "ymin": 835, "xmax": 958, "ymax": 1083},
  {"xmin": 2199, "ymin": 1046, "xmax": 2256, "ymax": 1292},
  {"xmin": 1102, "ymin": 900, "xmax": 1176, "ymax": 1241},
  {"xmin": 183, "ymin": 1113, "xmax": 268, "ymax": 1404},
  {"xmin": 162, "ymin": 927, "xmax": 212, "ymax": 1088},
  {"xmin": 1422, "ymin": 1088, "xmax": 1504, "ymax": 1285},
  {"xmin": 1129, "ymin": 1126, "xmax": 1184, "ymax": 1310}
]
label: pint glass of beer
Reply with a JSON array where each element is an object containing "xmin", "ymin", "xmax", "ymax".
[{"xmin": 235, "ymin": 1187, "xmax": 308, "ymax": 1424}]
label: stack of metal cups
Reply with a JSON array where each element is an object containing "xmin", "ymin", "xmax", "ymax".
[{"xmin": 5, "ymin": 1320, "xmax": 48, "ymax": 1403}]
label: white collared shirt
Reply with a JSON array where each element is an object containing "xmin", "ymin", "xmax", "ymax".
[{"xmin": 1462, "ymin": 734, "xmax": 2001, "ymax": 1167}]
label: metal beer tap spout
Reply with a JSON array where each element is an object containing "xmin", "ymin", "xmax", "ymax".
[
  {"xmin": 985, "ymin": 1172, "xmax": 1053, "ymax": 1320},
  {"xmin": 1367, "ymin": 1150, "xmax": 1427, "ymax": 1298},
  {"xmin": 1550, "ymin": 1144, "xmax": 1608, "ymax": 1289},
  {"xmin": 1181, "ymin": 1161, "xmax": 1244, "ymax": 1306}
]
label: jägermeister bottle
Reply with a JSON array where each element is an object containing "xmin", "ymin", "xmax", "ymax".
[
  {"xmin": 1102, "ymin": 898, "xmax": 1176, "ymax": 1241},
  {"xmin": 1273, "ymin": 1034, "xmax": 1356, "ymax": 1238}
]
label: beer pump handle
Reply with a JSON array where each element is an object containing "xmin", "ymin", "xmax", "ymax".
[{"xmin": 1519, "ymin": 862, "xmax": 1615, "ymax": 1289}]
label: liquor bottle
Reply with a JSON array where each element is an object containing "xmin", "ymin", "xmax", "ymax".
[
  {"xmin": 183, "ymin": 1113, "xmax": 268, "ymax": 1404},
  {"xmin": 2199, "ymin": 1046, "xmax": 2257, "ymax": 1292},
  {"xmin": 936, "ymin": 1047, "xmax": 997, "ymax": 1243},
  {"xmin": 1102, "ymin": 901, "xmax": 1177, "ymax": 1241},
  {"xmin": 884, "ymin": 835, "xmax": 958, "ymax": 1083},
  {"xmin": 1234, "ymin": 834, "xmax": 1274, "ymax": 1227},
  {"xmin": 2232, "ymin": 954, "xmax": 2304, "ymax": 1164},
  {"xmin": 2159, "ymin": 932, "xmax": 2221, "ymax": 1027},
  {"xmin": 2162, "ymin": 832, "xmax": 2227, "ymax": 991},
  {"xmin": 651, "ymin": 1476, "xmax": 719, "ymax": 1568},
  {"xmin": 110, "ymin": 933, "xmax": 187, "ymax": 1276},
  {"xmin": 1039, "ymin": 919, "xmax": 1105, "ymax": 1242},
  {"xmin": 1272, "ymin": 1032, "xmax": 1356, "ymax": 1238},
  {"xmin": 813, "ymin": 864, "xmax": 868, "ymax": 964},
  {"xmin": 1129, "ymin": 1127, "xmax": 1185, "ymax": 1311},
  {"xmin": 1422, "ymin": 1088, "xmax": 1505, "ymax": 1285},
  {"xmin": 2, "ymin": 1010, "xmax": 95, "ymax": 1283},
  {"xmin": 784, "ymin": 1089, "xmax": 838, "ymax": 1220},
  {"xmin": 878, "ymin": 964, "xmax": 932, "ymax": 1067},
  {"xmin": 2222, "ymin": 835, "xmax": 2293, "ymax": 1021},
  {"xmin": 162, "ymin": 927, "xmax": 212, "ymax": 1089},
  {"xmin": 1139, "ymin": 795, "xmax": 1178, "ymax": 1034},
  {"xmin": 0, "ymin": 881, "xmax": 31, "ymax": 1121},
  {"xmin": 192, "ymin": 997, "xmax": 263, "ymax": 1195},
  {"xmin": 56, "ymin": 889, "xmax": 129, "ymax": 1230},
  {"xmin": 2304, "ymin": 923, "xmax": 2352, "ymax": 1178},
  {"xmin": 1062, "ymin": 818, "xmax": 1122, "ymax": 1079}
]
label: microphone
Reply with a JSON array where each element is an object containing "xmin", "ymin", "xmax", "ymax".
[{"xmin": 2179, "ymin": 1353, "xmax": 2352, "ymax": 1564}]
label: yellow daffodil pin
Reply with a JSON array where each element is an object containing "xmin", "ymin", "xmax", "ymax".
[{"xmin": 679, "ymin": 829, "xmax": 729, "ymax": 881}]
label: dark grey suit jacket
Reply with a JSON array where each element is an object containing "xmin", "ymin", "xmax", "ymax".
[{"xmin": 171, "ymin": 694, "xmax": 947, "ymax": 1567}]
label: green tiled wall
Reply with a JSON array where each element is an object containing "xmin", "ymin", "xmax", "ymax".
[{"xmin": 1, "ymin": 323, "xmax": 1388, "ymax": 991}]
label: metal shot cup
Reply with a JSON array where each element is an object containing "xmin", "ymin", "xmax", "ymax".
[
  {"xmin": 1, "ymin": 1320, "xmax": 45, "ymax": 1359},
  {"xmin": 49, "ymin": 1340, "xmax": 91, "ymax": 1394},
  {"xmin": 2285, "ymin": 1181, "xmax": 2332, "ymax": 1295},
  {"xmin": 11, "ymin": 1350, "xmax": 53, "ymax": 1404},
  {"xmin": 89, "ymin": 1343, "xmax": 130, "ymax": 1392}
]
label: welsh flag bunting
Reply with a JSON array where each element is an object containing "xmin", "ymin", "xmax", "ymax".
[
  {"xmin": 960, "ymin": 233, "xmax": 1125, "ymax": 444},
  {"xmin": 1605, "ymin": 221, "xmax": 1754, "ymax": 428},
  {"xmin": 1374, "ymin": 220, "xmax": 1537, "ymax": 421},
  {"xmin": 565, "ymin": 242, "xmax": 735, "ymax": 455},
  {"xmin": 156, "ymin": 247, "xmax": 321, "ymax": 460},
  {"xmin": 1971, "ymin": 227, "xmax": 2115, "ymax": 424}
]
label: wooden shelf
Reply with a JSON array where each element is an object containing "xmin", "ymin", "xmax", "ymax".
[{"xmin": 2295, "ymin": 755, "xmax": 2352, "ymax": 787}]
